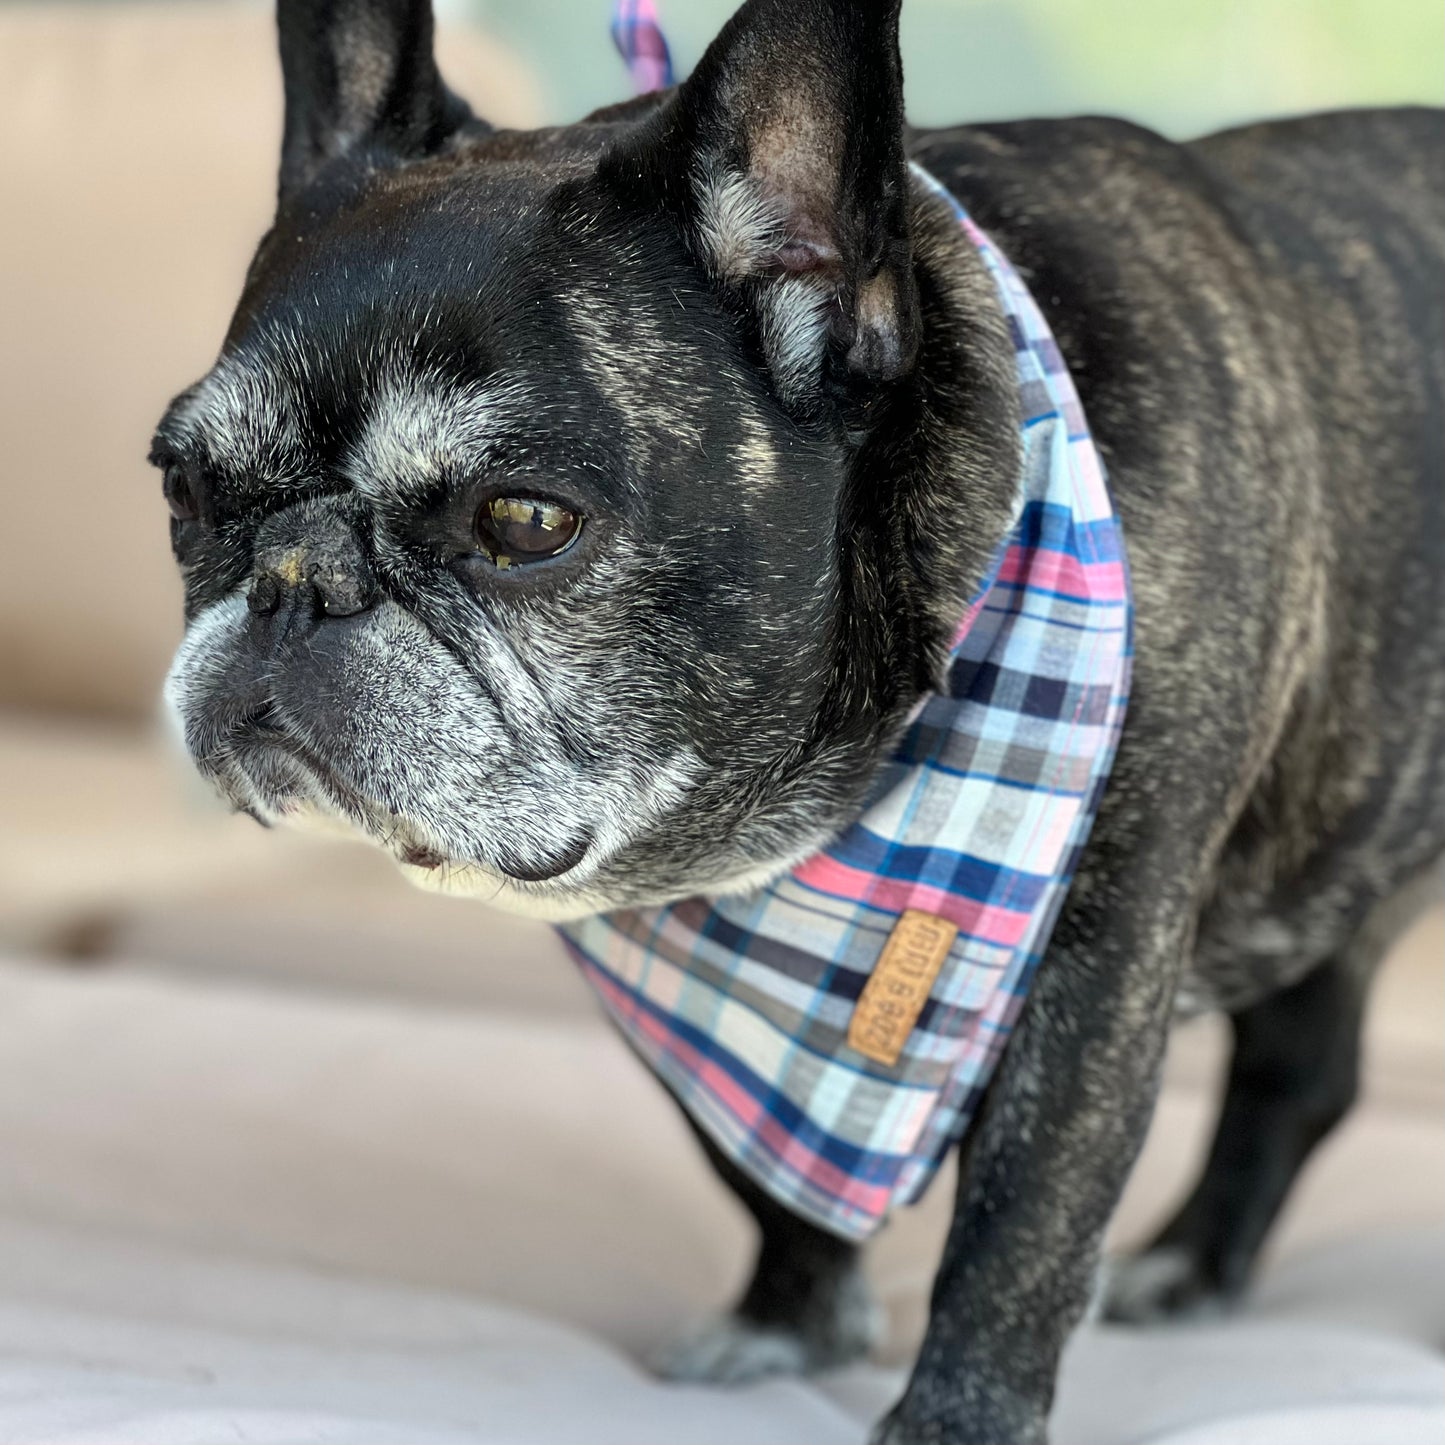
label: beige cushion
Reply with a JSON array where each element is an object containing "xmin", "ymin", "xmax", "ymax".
[
  {"xmin": 0, "ymin": 953, "xmax": 1439, "ymax": 1444},
  {"xmin": 0, "ymin": 3, "xmax": 543, "ymax": 717},
  {"xmin": 0, "ymin": 939, "xmax": 1440, "ymax": 1359},
  {"xmin": 1, "ymin": 1212, "xmax": 1442, "ymax": 1445}
]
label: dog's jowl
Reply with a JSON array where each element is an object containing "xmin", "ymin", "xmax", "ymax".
[{"xmin": 151, "ymin": 1, "xmax": 1445, "ymax": 1441}]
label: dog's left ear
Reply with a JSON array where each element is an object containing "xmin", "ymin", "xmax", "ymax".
[
  {"xmin": 276, "ymin": 0, "xmax": 477, "ymax": 201},
  {"xmin": 603, "ymin": 0, "xmax": 919, "ymax": 396}
]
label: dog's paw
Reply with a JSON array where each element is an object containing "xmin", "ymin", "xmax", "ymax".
[
  {"xmin": 651, "ymin": 1286, "xmax": 882, "ymax": 1385},
  {"xmin": 1099, "ymin": 1246, "xmax": 1234, "ymax": 1324},
  {"xmin": 650, "ymin": 1315, "xmax": 811, "ymax": 1384}
]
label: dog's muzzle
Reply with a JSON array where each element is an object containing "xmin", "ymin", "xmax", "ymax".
[
  {"xmin": 168, "ymin": 496, "xmax": 392, "ymax": 826},
  {"xmin": 170, "ymin": 496, "xmax": 595, "ymax": 885}
]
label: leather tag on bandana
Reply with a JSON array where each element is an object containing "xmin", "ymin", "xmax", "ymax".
[{"xmin": 848, "ymin": 910, "xmax": 959, "ymax": 1067}]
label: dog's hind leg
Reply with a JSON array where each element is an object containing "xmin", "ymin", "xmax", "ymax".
[
  {"xmin": 651, "ymin": 1125, "xmax": 882, "ymax": 1383},
  {"xmin": 1103, "ymin": 953, "xmax": 1365, "ymax": 1322},
  {"xmin": 1101, "ymin": 869, "xmax": 1440, "ymax": 1323}
]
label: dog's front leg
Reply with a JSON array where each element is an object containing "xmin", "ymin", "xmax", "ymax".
[{"xmin": 874, "ymin": 840, "xmax": 1194, "ymax": 1445}]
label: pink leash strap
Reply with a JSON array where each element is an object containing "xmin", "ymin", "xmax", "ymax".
[{"xmin": 611, "ymin": 0, "xmax": 674, "ymax": 95}]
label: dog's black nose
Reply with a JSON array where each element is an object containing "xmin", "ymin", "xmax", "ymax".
[
  {"xmin": 246, "ymin": 500, "xmax": 377, "ymax": 621},
  {"xmin": 247, "ymin": 552, "xmax": 375, "ymax": 619}
]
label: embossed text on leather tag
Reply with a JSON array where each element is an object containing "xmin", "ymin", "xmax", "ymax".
[{"xmin": 847, "ymin": 909, "xmax": 959, "ymax": 1066}]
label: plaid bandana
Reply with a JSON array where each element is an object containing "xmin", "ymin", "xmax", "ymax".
[{"xmin": 555, "ymin": 11, "xmax": 1132, "ymax": 1243}]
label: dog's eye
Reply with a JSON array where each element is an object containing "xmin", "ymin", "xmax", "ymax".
[
  {"xmin": 163, "ymin": 464, "xmax": 200, "ymax": 523},
  {"xmin": 474, "ymin": 497, "xmax": 582, "ymax": 569}
]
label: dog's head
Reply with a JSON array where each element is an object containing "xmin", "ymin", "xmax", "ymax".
[{"xmin": 154, "ymin": 0, "xmax": 1018, "ymax": 918}]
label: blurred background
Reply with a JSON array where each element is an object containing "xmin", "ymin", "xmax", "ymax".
[{"xmin": 0, "ymin": 4, "xmax": 1440, "ymax": 1443}]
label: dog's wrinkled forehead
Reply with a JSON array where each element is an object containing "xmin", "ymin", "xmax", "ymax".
[
  {"xmin": 169, "ymin": 178, "xmax": 571, "ymax": 468},
  {"xmin": 172, "ymin": 344, "xmax": 557, "ymax": 508},
  {"xmin": 162, "ymin": 164, "xmax": 788, "ymax": 518}
]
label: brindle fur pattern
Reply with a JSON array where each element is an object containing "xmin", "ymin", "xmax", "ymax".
[{"xmin": 152, "ymin": 2, "xmax": 1445, "ymax": 1440}]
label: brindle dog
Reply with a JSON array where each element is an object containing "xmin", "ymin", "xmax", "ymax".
[{"xmin": 152, "ymin": 1, "xmax": 1445, "ymax": 1439}]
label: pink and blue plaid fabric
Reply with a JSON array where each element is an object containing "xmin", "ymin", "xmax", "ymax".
[
  {"xmin": 610, "ymin": 0, "xmax": 673, "ymax": 94},
  {"xmin": 563, "ymin": 18, "xmax": 1131, "ymax": 1242}
]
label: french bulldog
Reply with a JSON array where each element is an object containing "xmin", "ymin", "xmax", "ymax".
[{"xmin": 152, "ymin": 0, "xmax": 1445, "ymax": 1439}]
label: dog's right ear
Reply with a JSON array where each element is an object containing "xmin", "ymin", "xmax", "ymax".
[
  {"xmin": 277, "ymin": 0, "xmax": 477, "ymax": 201},
  {"xmin": 599, "ymin": 0, "xmax": 919, "ymax": 407}
]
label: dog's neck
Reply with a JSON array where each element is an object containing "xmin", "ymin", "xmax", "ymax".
[{"xmin": 717, "ymin": 168, "xmax": 1026, "ymax": 882}]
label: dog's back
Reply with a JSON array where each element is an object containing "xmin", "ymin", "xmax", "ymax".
[
  {"xmin": 1194, "ymin": 106, "xmax": 1445, "ymax": 681},
  {"xmin": 915, "ymin": 106, "xmax": 1445, "ymax": 1012},
  {"xmin": 1189, "ymin": 107, "xmax": 1445, "ymax": 999}
]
